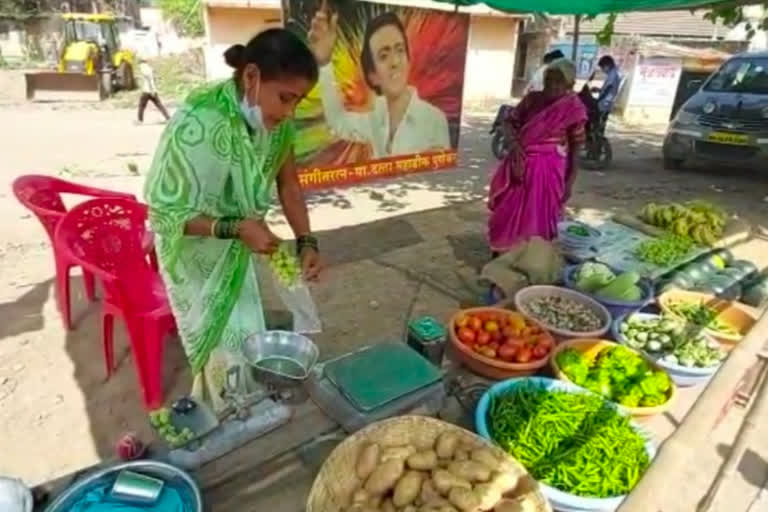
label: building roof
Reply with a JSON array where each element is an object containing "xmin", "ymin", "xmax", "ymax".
[
  {"xmin": 565, "ymin": 11, "xmax": 725, "ymax": 39},
  {"xmin": 636, "ymin": 38, "xmax": 730, "ymax": 60}
]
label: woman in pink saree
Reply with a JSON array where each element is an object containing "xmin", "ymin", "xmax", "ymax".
[{"xmin": 488, "ymin": 58, "xmax": 587, "ymax": 253}]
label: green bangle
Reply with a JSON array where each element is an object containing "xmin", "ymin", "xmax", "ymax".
[
  {"xmin": 296, "ymin": 234, "xmax": 319, "ymax": 255},
  {"xmin": 214, "ymin": 217, "xmax": 242, "ymax": 239}
]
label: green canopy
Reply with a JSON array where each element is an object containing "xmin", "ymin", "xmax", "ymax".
[{"xmin": 441, "ymin": 0, "xmax": 721, "ymax": 16}]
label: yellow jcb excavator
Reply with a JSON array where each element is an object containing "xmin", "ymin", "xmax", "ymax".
[{"xmin": 25, "ymin": 13, "xmax": 136, "ymax": 101}]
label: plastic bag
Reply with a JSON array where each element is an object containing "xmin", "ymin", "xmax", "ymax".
[
  {"xmin": 0, "ymin": 477, "xmax": 32, "ymax": 512},
  {"xmin": 264, "ymin": 248, "xmax": 321, "ymax": 334}
]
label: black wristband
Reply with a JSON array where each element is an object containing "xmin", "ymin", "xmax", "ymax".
[{"xmin": 296, "ymin": 234, "xmax": 319, "ymax": 254}]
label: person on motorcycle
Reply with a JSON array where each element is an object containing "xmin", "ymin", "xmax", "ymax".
[
  {"xmin": 593, "ymin": 55, "xmax": 621, "ymax": 131},
  {"xmin": 488, "ymin": 58, "xmax": 587, "ymax": 254},
  {"xmin": 525, "ymin": 49, "xmax": 565, "ymax": 94}
]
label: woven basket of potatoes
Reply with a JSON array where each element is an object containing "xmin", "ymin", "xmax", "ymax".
[{"xmin": 306, "ymin": 415, "xmax": 551, "ymax": 512}]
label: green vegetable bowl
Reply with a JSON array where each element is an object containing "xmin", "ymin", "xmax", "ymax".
[
  {"xmin": 550, "ymin": 339, "xmax": 677, "ymax": 417},
  {"xmin": 658, "ymin": 290, "xmax": 756, "ymax": 345},
  {"xmin": 475, "ymin": 377, "xmax": 655, "ymax": 512}
]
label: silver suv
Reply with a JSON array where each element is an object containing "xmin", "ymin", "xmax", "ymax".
[{"xmin": 663, "ymin": 52, "xmax": 768, "ymax": 169}]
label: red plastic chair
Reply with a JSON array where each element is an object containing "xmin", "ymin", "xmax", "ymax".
[
  {"xmin": 12, "ymin": 175, "xmax": 139, "ymax": 330},
  {"xmin": 55, "ymin": 197, "xmax": 176, "ymax": 410}
]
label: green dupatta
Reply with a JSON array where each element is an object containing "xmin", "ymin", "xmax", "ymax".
[{"xmin": 144, "ymin": 80, "xmax": 294, "ymax": 373}]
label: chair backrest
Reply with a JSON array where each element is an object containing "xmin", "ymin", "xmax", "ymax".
[
  {"xmin": 55, "ymin": 197, "xmax": 152, "ymax": 309},
  {"xmin": 12, "ymin": 174, "xmax": 136, "ymax": 243}
]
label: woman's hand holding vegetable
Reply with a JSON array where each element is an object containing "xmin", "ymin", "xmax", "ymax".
[
  {"xmin": 300, "ymin": 246, "xmax": 322, "ymax": 282},
  {"xmin": 238, "ymin": 218, "xmax": 280, "ymax": 254}
]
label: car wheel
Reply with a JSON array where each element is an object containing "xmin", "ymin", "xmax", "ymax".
[{"xmin": 663, "ymin": 157, "xmax": 684, "ymax": 170}]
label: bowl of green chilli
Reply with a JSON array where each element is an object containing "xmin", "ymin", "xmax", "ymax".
[{"xmin": 476, "ymin": 377, "xmax": 654, "ymax": 511}]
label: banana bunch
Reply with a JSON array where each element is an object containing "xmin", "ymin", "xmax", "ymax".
[{"xmin": 640, "ymin": 201, "xmax": 726, "ymax": 246}]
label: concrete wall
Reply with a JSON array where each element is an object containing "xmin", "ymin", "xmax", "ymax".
[
  {"xmin": 463, "ymin": 15, "xmax": 518, "ymax": 101},
  {"xmin": 203, "ymin": 6, "xmax": 282, "ymax": 80}
]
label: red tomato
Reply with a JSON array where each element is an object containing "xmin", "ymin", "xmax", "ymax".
[
  {"xmin": 490, "ymin": 330, "xmax": 503, "ymax": 343},
  {"xmin": 498, "ymin": 343, "xmax": 518, "ymax": 362},
  {"xmin": 515, "ymin": 347, "xmax": 532, "ymax": 363},
  {"xmin": 532, "ymin": 344, "xmax": 549, "ymax": 359},
  {"xmin": 488, "ymin": 342, "xmax": 500, "ymax": 351},
  {"xmin": 457, "ymin": 327, "xmax": 476, "ymax": 345},
  {"xmin": 537, "ymin": 335, "xmax": 555, "ymax": 349},
  {"xmin": 476, "ymin": 331, "xmax": 492, "ymax": 345},
  {"xmin": 502, "ymin": 326, "xmax": 516, "ymax": 338},
  {"xmin": 468, "ymin": 316, "xmax": 483, "ymax": 331}
]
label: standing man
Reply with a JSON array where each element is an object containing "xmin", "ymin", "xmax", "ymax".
[
  {"xmin": 594, "ymin": 55, "xmax": 621, "ymax": 124},
  {"xmin": 525, "ymin": 49, "xmax": 565, "ymax": 94},
  {"xmin": 137, "ymin": 57, "xmax": 170, "ymax": 123}
]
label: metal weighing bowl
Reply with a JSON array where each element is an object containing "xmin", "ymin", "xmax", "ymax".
[
  {"xmin": 242, "ymin": 331, "xmax": 319, "ymax": 403},
  {"xmin": 44, "ymin": 460, "xmax": 202, "ymax": 512}
]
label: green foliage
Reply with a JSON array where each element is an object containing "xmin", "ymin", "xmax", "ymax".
[{"xmin": 158, "ymin": 0, "xmax": 204, "ymax": 37}]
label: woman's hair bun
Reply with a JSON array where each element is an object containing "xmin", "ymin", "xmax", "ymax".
[{"xmin": 224, "ymin": 44, "xmax": 246, "ymax": 68}]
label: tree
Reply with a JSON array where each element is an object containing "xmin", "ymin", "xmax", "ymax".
[{"xmin": 158, "ymin": 0, "xmax": 203, "ymax": 37}]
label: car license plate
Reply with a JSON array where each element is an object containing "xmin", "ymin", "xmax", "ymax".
[{"xmin": 708, "ymin": 132, "xmax": 750, "ymax": 145}]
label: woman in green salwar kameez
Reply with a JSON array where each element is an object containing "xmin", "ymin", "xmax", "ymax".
[{"xmin": 143, "ymin": 29, "xmax": 321, "ymax": 412}]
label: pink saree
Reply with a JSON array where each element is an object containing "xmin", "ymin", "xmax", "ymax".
[{"xmin": 488, "ymin": 92, "xmax": 587, "ymax": 252}]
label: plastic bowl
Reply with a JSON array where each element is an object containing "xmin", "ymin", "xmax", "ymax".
[
  {"xmin": 563, "ymin": 265, "xmax": 654, "ymax": 319},
  {"xmin": 611, "ymin": 312, "xmax": 721, "ymax": 387},
  {"xmin": 657, "ymin": 290, "xmax": 756, "ymax": 345},
  {"xmin": 558, "ymin": 221, "xmax": 602, "ymax": 249},
  {"xmin": 475, "ymin": 376, "xmax": 655, "ymax": 512},
  {"xmin": 514, "ymin": 285, "xmax": 612, "ymax": 339},
  {"xmin": 549, "ymin": 338, "xmax": 677, "ymax": 417},
  {"xmin": 449, "ymin": 307, "xmax": 553, "ymax": 380},
  {"xmin": 42, "ymin": 461, "xmax": 202, "ymax": 512}
]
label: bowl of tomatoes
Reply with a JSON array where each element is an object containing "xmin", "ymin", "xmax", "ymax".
[{"xmin": 449, "ymin": 307, "xmax": 556, "ymax": 379}]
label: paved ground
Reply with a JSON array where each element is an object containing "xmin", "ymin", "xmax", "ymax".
[{"xmin": 1, "ymin": 69, "xmax": 767, "ymax": 509}]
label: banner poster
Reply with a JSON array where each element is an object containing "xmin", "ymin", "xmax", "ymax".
[{"xmin": 284, "ymin": 0, "xmax": 470, "ymax": 189}]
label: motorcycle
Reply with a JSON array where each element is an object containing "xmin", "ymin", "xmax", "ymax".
[
  {"xmin": 578, "ymin": 80, "xmax": 613, "ymax": 170},
  {"xmin": 490, "ymin": 103, "xmax": 512, "ymax": 160}
]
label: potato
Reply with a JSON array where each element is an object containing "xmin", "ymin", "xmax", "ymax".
[
  {"xmin": 420, "ymin": 505, "xmax": 459, "ymax": 512},
  {"xmin": 345, "ymin": 505, "xmax": 377, "ymax": 512},
  {"xmin": 453, "ymin": 449, "xmax": 469, "ymax": 462},
  {"xmin": 474, "ymin": 482, "xmax": 502, "ymax": 510},
  {"xmin": 403, "ymin": 506, "xmax": 418, "ymax": 512},
  {"xmin": 365, "ymin": 458, "xmax": 405, "ymax": 495},
  {"xmin": 367, "ymin": 494, "xmax": 382, "ymax": 508},
  {"xmin": 381, "ymin": 498, "xmax": 396, "ymax": 512},
  {"xmin": 408, "ymin": 450, "xmax": 439, "ymax": 471},
  {"xmin": 420, "ymin": 479, "xmax": 442, "ymax": 504},
  {"xmin": 381, "ymin": 445, "xmax": 416, "ymax": 463},
  {"xmin": 351, "ymin": 488, "xmax": 370, "ymax": 504},
  {"xmin": 494, "ymin": 499, "xmax": 523, "ymax": 512},
  {"xmin": 432, "ymin": 470, "xmax": 471, "ymax": 495},
  {"xmin": 435, "ymin": 432, "xmax": 459, "ymax": 459},
  {"xmin": 447, "ymin": 461, "xmax": 492, "ymax": 483},
  {"xmin": 448, "ymin": 487, "xmax": 481, "ymax": 512},
  {"xmin": 487, "ymin": 471, "xmax": 520, "ymax": 496},
  {"xmin": 394, "ymin": 470, "xmax": 424, "ymax": 507},
  {"xmin": 357, "ymin": 443, "xmax": 381, "ymax": 480},
  {"xmin": 470, "ymin": 448, "xmax": 498, "ymax": 469}
]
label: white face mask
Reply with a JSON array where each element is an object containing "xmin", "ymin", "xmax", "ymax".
[
  {"xmin": 239, "ymin": 97, "xmax": 265, "ymax": 131},
  {"xmin": 239, "ymin": 71, "xmax": 266, "ymax": 131}
]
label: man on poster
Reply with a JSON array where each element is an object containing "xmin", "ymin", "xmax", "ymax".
[{"xmin": 308, "ymin": 1, "xmax": 451, "ymax": 158}]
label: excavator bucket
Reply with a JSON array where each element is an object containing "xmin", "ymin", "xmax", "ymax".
[{"xmin": 24, "ymin": 72, "xmax": 106, "ymax": 102}]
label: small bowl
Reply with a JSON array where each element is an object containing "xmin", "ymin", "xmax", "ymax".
[
  {"xmin": 449, "ymin": 307, "xmax": 553, "ymax": 380},
  {"xmin": 612, "ymin": 312, "xmax": 721, "ymax": 387},
  {"xmin": 242, "ymin": 330, "xmax": 319, "ymax": 380},
  {"xmin": 475, "ymin": 377, "xmax": 655, "ymax": 512},
  {"xmin": 657, "ymin": 290, "xmax": 756, "ymax": 345},
  {"xmin": 514, "ymin": 285, "xmax": 612, "ymax": 339},
  {"xmin": 549, "ymin": 338, "xmax": 677, "ymax": 417}
]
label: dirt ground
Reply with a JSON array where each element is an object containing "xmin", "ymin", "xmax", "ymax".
[{"xmin": 1, "ymin": 68, "xmax": 768, "ymax": 509}]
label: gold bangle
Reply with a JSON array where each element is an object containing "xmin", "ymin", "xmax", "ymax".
[{"xmin": 210, "ymin": 218, "xmax": 219, "ymax": 238}]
